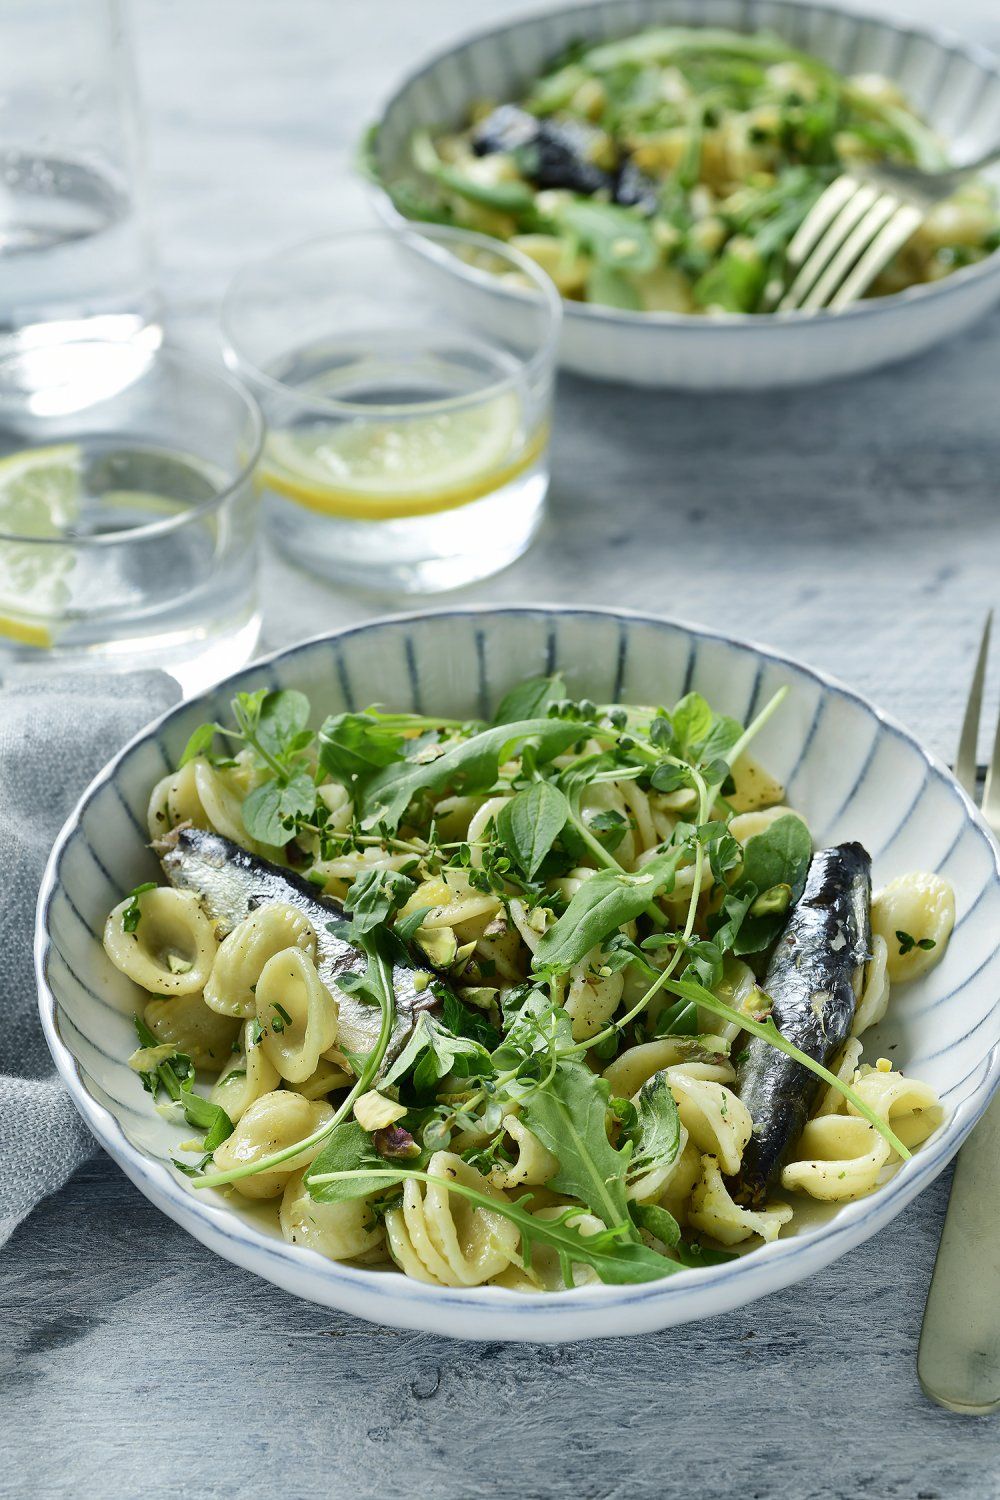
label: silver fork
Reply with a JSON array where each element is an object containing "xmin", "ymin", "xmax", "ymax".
[
  {"xmin": 917, "ymin": 610, "xmax": 1000, "ymax": 1414},
  {"xmin": 768, "ymin": 142, "xmax": 1000, "ymax": 314}
]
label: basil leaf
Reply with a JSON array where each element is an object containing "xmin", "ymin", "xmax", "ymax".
[
  {"xmin": 520, "ymin": 1059, "xmax": 630, "ymax": 1227},
  {"xmin": 178, "ymin": 722, "xmax": 218, "ymax": 768},
  {"xmin": 625, "ymin": 1071, "xmax": 681, "ymax": 1188},
  {"xmin": 496, "ymin": 781, "xmax": 569, "ymax": 879},
  {"xmin": 670, "ymin": 692, "xmax": 713, "ymax": 755},
  {"xmin": 257, "ymin": 689, "xmax": 311, "ymax": 758},
  {"xmin": 740, "ymin": 813, "xmax": 812, "ymax": 897},
  {"xmin": 532, "ymin": 848, "xmax": 680, "ymax": 976},
  {"xmin": 492, "ymin": 674, "xmax": 564, "ymax": 726},
  {"xmin": 730, "ymin": 814, "xmax": 812, "ymax": 956},
  {"xmin": 360, "ymin": 718, "xmax": 586, "ymax": 831},
  {"xmin": 241, "ymin": 767, "xmax": 314, "ymax": 845}
]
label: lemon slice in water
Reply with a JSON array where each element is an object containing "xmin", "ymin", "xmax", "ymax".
[
  {"xmin": 0, "ymin": 444, "xmax": 80, "ymax": 648},
  {"xmin": 261, "ymin": 392, "xmax": 544, "ymax": 521}
]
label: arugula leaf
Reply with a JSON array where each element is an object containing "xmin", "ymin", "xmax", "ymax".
[
  {"xmin": 360, "ymin": 718, "xmax": 586, "ymax": 831},
  {"xmin": 441, "ymin": 990, "xmax": 500, "ymax": 1050},
  {"xmin": 532, "ymin": 848, "xmax": 680, "ymax": 975},
  {"xmin": 630, "ymin": 1200, "xmax": 682, "ymax": 1247},
  {"xmin": 492, "ymin": 674, "xmax": 565, "ymax": 726},
  {"xmin": 624, "ymin": 1070, "xmax": 682, "ymax": 1189},
  {"xmin": 520, "ymin": 1058, "xmax": 630, "ymax": 1227},
  {"xmin": 318, "ymin": 711, "xmax": 408, "ymax": 785},
  {"xmin": 555, "ymin": 199, "xmax": 658, "ymax": 271},
  {"xmin": 121, "ymin": 882, "xmax": 156, "ymax": 934},
  {"xmin": 133, "ymin": 1017, "xmax": 233, "ymax": 1151},
  {"xmin": 496, "ymin": 781, "xmax": 569, "ymax": 879},
  {"xmin": 382, "ymin": 1013, "xmax": 493, "ymax": 1095},
  {"xmin": 340, "ymin": 867, "xmax": 417, "ymax": 942},
  {"xmin": 242, "ymin": 766, "xmax": 316, "ymax": 845},
  {"xmin": 306, "ymin": 1167, "xmax": 684, "ymax": 1285},
  {"xmin": 308, "ymin": 1120, "xmax": 419, "ymax": 1204}
]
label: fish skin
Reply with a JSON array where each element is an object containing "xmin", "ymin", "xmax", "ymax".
[
  {"xmin": 730, "ymin": 842, "xmax": 872, "ymax": 1208},
  {"xmin": 471, "ymin": 103, "xmax": 613, "ymax": 196},
  {"xmin": 160, "ymin": 828, "xmax": 435, "ymax": 1066}
]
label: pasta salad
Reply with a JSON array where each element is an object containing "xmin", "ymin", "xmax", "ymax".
[
  {"xmin": 103, "ymin": 677, "xmax": 954, "ymax": 1290},
  {"xmin": 373, "ymin": 27, "xmax": 1000, "ymax": 314}
]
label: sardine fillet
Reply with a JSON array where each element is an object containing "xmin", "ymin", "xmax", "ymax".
[{"xmin": 731, "ymin": 842, "xmax": 872, "ymax": 1207}]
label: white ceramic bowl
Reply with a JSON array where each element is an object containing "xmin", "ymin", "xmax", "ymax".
[
  {"xmin": 36, "ymin": 607, "xmax": 1000, "ymax": 1341},
  {"xmin": 368, "ymin": 0, "xmax": 1000, "ymax": 389}
]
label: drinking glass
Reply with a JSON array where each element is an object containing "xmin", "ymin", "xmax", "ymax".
[
  {"xmin": 0, "ymin": 0, "xmax": 158, "ymax": 359},
  {"xmin": 0, "ymin": 341, "xmax": 263, "ymax": 694},
  {"xmin": 222, "ymin": 226, "xmax": 561, "ymax": 593}
]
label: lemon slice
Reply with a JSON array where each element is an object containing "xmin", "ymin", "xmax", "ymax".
[
  {"xmin": 0, "ymin": 444, "xmax": 81, "ymax": 648},
  {"xmin": 260, "ymin": 392, "xmax": 545, "ymax": 521}
]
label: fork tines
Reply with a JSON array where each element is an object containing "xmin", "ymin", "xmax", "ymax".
[{"xmin": 772, "ymin": 175, "xmax": 923, "ymax": 313}]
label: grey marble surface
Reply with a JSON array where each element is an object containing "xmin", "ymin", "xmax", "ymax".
[{"xmin": 6, "ymin": 0, "xmax": 1000, "ymax": 1495}]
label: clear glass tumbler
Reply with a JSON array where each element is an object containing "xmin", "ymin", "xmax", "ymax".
[
  {"xmin": 0, "ymin": 341, "xmax": 263, "ymax": 694},
  {"xmin": 0, "ymin": 0, "xmax": 158, "ymax": 358},
  {"xmin": 222, "ymin": 226, "xmax": 561, "ymax": 593}
]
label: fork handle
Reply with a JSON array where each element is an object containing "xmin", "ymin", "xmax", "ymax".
[{"xmin": 917, "ymin": 1091, "xmax": 1000, "ymax": 1413}]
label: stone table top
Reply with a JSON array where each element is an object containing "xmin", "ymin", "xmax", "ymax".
[{"xmin": 6, "ymin": 1, "xmax": 1000, "ymax": 1495}]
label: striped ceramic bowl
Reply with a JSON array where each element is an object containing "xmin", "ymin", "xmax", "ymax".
[
  {"xmin": 36, "ymin": 607, "xmax": 1000, "ymax": 1341},
  {"xmin": 368, "ymin": 0, "xmax": 1000, "ymax": 388}
]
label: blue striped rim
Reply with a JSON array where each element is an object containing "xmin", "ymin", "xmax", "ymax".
[
  {"xmin": 870, "ymin": 764, "xmax": 930, "ymax": 861},
  {"xmin": 403, "ymin": 633, "xmax": 423, "ymax": 714},
  {"xmin": 612, "ymin": 622, "xmax": 628, "ymax": 703},
  {"xmin": 34, "ymin": 605, "xmax": 1000, "ymax": 1326},
  {"xmin": 474, "ymin": 628, "xmax": 490, "ymax": 722}
]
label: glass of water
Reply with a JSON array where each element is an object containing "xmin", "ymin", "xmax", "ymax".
[
  {"xmin": 0, "ymin": 341, "xmax": 262, "ymax": 694},
  {"xmin": 0, "ymin": 0, "xmax": 158, "ymax": 357},
  {"xmin": 222, "ymin": 226, "xmax": 561, "ymax": 593}
]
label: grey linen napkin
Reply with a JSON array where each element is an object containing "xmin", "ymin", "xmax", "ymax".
[{"xmin": 0, "ymin": 670, "xmax": 180, "ymax": 1245}]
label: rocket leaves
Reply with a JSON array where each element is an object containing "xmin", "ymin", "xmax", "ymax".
[
  {"xmin": 520, "ymin": 1058, "xmax": 630, "ymax": 1227},
  {"xmin": 532, "ymin": 848, "xmax": 681, "ymax": 975},
  {"xmin": 359, "ymin": 718, "xmax": 587, "ymax": 831}
]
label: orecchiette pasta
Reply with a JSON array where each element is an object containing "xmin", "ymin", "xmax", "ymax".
[
  {"xmin": 780, "ymin": 1115, "xmax": 892, "ymax": 1201},
  {"xmin": 254, "ymin": 947, "xmax": 339, "ymax": 1084},
  {"xmin": 726, "ymin": 754, "xmax": 786, "ymax": 814},
  {"xmin": 872, "ymin": 873, "xmax": 955, "ymax": 983},
  {"xmin": 657, "ymin": 1137, "xmax": 703, "ymax": 1227},
  {"xmin": 210, "ymin": 1019, "xmax": 280, "ymax": 1122},
  {"xmin": 852, "ymin": 933, "xmax": 890, "ymax": 1035},
  {"xmin": 489, "ymin": 1114, "xmax": 558, "ymax": 1190},
  {"xmin": 689, "ymin": 1157, "xmax": 793, "ymax": 1245},
  {"xmin": 204, "ymin": 902, "xmax": 317, "ymax": 1018},
  {"xmin": 104, "ymin": 887, "xmax": 218, "ymax": 996},
  {"xmin": 665, "ymin": 1068, "xmax": 752, "ymax": 1176},
  {"xmin": 211, "ymin": 1092, "xmax": 333, "ymax": 1199},
  {"xmin": 279, "ymin": 1169, "xmax": 385, "ymax": 1261},
  {"xmin": 846, "ymin": 1066, "xmax": 943, "ymax": 1149},
  {"xmin": 384, "ymin": 1153, "xmax": 520, "ymax": 1287},
  {"xmin": 564, "ymin": 949, "xmax": 624, "ymax": 1041},
  {"xmin": 144, "ymin": 992, "xmax": 240, "ymax": 1071}
]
